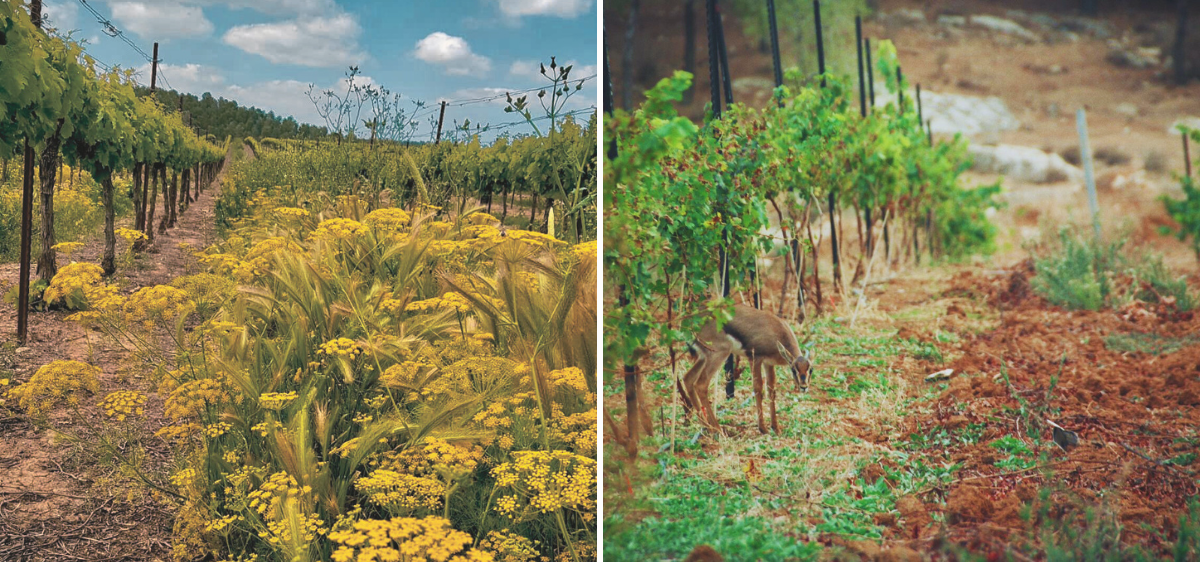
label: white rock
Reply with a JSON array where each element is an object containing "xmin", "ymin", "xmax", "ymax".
[
  {"xmin": 876, "ymin": 84, "xmax": 1021, "ymax": 138},
  {"xmin": 1114, "ymin": 103, "xmax": 1139, "ymax": 118},
  {"xmin": 969, "ymin": 144, "xmax": 1084, "ymax": 184},
  {"xmin": 937, "ymin": 15, "xmax": 966, "ymax": 27},
  {"xmin": 970, "ymin": 15, "xmax": 1041, "ymax": 43}
]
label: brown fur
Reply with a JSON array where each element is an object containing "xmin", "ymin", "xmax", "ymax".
[
  {"xmin": 679, "ymin": 304, "xmax": 810, "ymax": 435},
  {"xmin": 683, "ymin": 545, "xmax": 725, "ymax": 562}
]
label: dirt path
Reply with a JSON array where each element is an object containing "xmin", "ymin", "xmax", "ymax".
[{"xmin": 0, "ymin": 148, "xmax": 237, "ymax": 561}]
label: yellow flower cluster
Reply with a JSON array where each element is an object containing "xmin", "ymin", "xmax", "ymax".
[
  {"xmin": 115, "ymin": 227, "xmax": 147, "ymax": 244},
  {"xmin": 43, "ymin": 262, "xmax": 107, "ymax": 308},
  {"xmin": 364, "ymin": 208, "xmax": 412, "ymax": 231},
  {"xmin": 491, "ymin": 451, "xmax": 596, "ymax": 518},
  {"xmin": 479, "ymin": 530, "xmax": 540, "ymax": 562},
  {"xmin": 506, "ymin": 230, "xmax": 566, "ymax": 248},
  {"xmin": 51, "ymin": 241, "xmax": 85, "ymax": 256},
  {"xmin": 100, "ymin": 391, "xmax": 147, "ymax": 421},
  {"xmin": 328, "ymin": 516, "xmax": 494, "ymax": 562},
  {"xmin": 380, "ymin": 298, "xmax": 406, "ymax": 315},
  {"xmin": 314, "ymin": 218, "xmax": 368, "ymax": 240},
  {"xmin": 570, "ymin": 241, "xmax": 596, "ymax": 261},
  {"xmin": 467, "ymin": 213, "xmax": 498, "ymax": 225},
  {"xmin": 169, "ymin": 273, "xmax": 235, "ymax": 315},
  {"xmin": 546, "ymin": 367, "xmax": 590, "ymax": 394},
  {"xmin": 247, "ymin": 471, "xmax": 312, "ymax": 517},
  {"xmin": 258, "ymin": 391, "xmax": 298, "ymax": 410},
  {"xmin": 251, "ymin": 420, "xmax": 286, "ymax": 437},
  {"xmin": 356, "ymin": 469, "xmax": 445, "ymax": 513},
  {"xmin": 370, "ymin": 438, "xmax": 483, "ymax": 479},
  {"xmin": 7, "ymin": 360, "xmax": 101, "ymax": 417},
  {"xmin": 319, "ymin": 338, "xmax": 362, "ymax": 360},
  {"xmin": 274, "ymin": 206, "xmax": 310, "ymax": 219},
  {"xmin": 550, "ymin": 410, "xmax": 597, "ymax": 457},
  {"xmin": 205, "ymin": 422, "xmax": 233, "ymax": 438},
  {"xmin": 124, "ymin": 285, "xmax": 194, "ymax": 328},
  {"xmin": 260, "ymin": 506, "xmax": 326, "ymax": 548},
  {"xmin": 164, "ymin": 378, "xmax": 229, "ymax": 420},
  {"xmin": 406, "ymin": 292, "xmax": 472, "ymax": 314},
  {"xmin": 170, "ymin": 467, "xmax": 197, "ymax": 488},
  {"xmin": 155, "ymin": 423, "xmax": 200, "ymax": 445}
]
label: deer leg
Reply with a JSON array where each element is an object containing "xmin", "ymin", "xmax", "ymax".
[
  {"xmin": 681, "ymin": 355, "xmax": 708, "ymax": 424},
  {"xmin": 753, "ymin": 360, "xmax": 766, "ymax": 434},
  {"xmin": 697, "ymin": 350, "xmax": 729, "ymax": 432},
  {"xmin": 768, "ymin": 366, "xmax": 779, "ymax": 434}
]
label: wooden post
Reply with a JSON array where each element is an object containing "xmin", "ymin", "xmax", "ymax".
[
  {"xmin": 150, "ymin": 42, "xmax": 159, "ymax": 93},
  {"xmin": 17, "ymin": 140, "xmax": 34, "ymax": 344},
  {"xmin": 1184, "ymin": 131, "xmax": 1192, "ymax": 178},
  {"xmin": 916, "ymin": 83, "xmax": 924, "ymax": 125},
  {"xmin": 17, "ymin": 2, "xmax": 44, "ymax": 343},
  {"xmin": 434, "ymin": 101, "xmax": 447, "ymax": 143},
  {"xmin": 897, "ymin": 67, "xmax": 904, "ymax": 112},
  {"xmin": 814, "ymin": 0, "xmax": 840, "ymax": 292}
]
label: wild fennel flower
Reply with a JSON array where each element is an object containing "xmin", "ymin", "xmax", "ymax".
[
  {"xmin": 7, "ymin": 360, "xmax": 101, "ymax": 417},
  {"xmin": 274, "ymin": 206, "xmax": 310, "ymax": 219},
  {"xmin": 115, "ymin": 227, "xmax": 147, "ymax": 245},
  {"xmin": 100, "ymin": 391, "xmax": 147, "ymax": 421},
  {"xmin": 124, "ymin": 285, "xmax": 194, "ymax": 328},
  {"xmin": 356, "ymin": 469, "xmax": 445, "ymax": 512},
  {"xmin": 258, "ymin": 391, "xmax": 298, "ymax": 410},
  {"xmin": 490, "ymin": 451, "xmax": 596, "ymax": 518},
  {"xmin": 51, "ymin": 241, "xmax": 85, "ymax": 257},
  {"xmin": 364, "ymin": 208, "xmax": 412, "ymax": 231},
  {"xmin": 328, "ymin": 516, "xmax": 494, "ymax": 562},
  {"xmin": 319, "ymin": 338, "xmax": 362, "ymax": 359},
  {"xmin": 164, "ymin": 378, "xmax": 229, "ymax": 420},
  {"xmin": 43, "ymin": 262, "xmax": 107, "ymax": 308},
  {"xmin": 314, "ymin": 218, "xmax": 368, "ymax": 240}
]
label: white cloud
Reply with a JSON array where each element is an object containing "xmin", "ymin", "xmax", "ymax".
[
  {"xmin": 134, "ymin": 62, "xmax": 226, "ymax": 93},
  {"xmin": 189, "ymin": 0, "xmax": 335, "ymax": 16},
  {"xmin": 414, "ymin": 32, "xmax": 491, "ymax": 76},
  {"xmin": 109, "ymin": 2, "xmax": 215, "ymax": 40},
  {"xmin": 508, "ymin": 59, "xmax": 596, "ymax": 82},
  {"xmin": 497, "ymin": 0, "xmax": 592, "ymax": 19},
  {"xmin": 42, "ymin": 0, "xmax": 79, "ymax": 33},
  {"xmin": 226, "ymin": 79, "xmax": 321, "ymax": 121},
  {"xmin": 223, "ymin": 13, "xmax": 367, "ymax": 67}
]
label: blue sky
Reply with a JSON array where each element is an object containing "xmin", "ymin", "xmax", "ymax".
[{"xmin": 41, "ymin": 0, "xmax": 598, "ymax": 142}]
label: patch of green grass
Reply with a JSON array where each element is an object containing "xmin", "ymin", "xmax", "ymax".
[
  {"xmin": 603, "ymin": 473, "xmax": 823, "ymax": 561},
  {"xmin": 1104, "ymin": 332, "xmax": 1200, "ymax": 356},
  {"xmin": 990, "ymin": 435, "xmax": 1038, "ymax": 471}
]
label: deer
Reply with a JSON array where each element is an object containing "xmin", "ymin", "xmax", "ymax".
[{"xmin": 678, "ymin": 303, "xmax": 811, "ymax": 435}]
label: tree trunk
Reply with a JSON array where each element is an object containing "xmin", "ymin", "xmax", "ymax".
[
  {"xmin": 132, "ymin": 162, "xmax": 143, "ymax": 230},
  {"xmin": 37, "ymin": 131, "xmax": 61, "ymax": 282},
  {"xmin": 501, "ymin": 185, "xmax": 509, "ymax": 219},
  {"xmin": 621, "ymin": 0, "xmax": 641, "ymax": 110},
  {"xmin": 530, "ymin": 192, "xmax": 538, "ymax": 223},
  {"xmin": 101, "ymin": 171, "xmax": 116, "ymax": 276},
  {"xmin": 145, "ymin": 163, "xmax": 160, "ymax": 243}
]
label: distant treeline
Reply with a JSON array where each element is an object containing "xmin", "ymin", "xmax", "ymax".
[{"xmin": 137, "ymin": 88, "xmax": 333, "ymax": 142}]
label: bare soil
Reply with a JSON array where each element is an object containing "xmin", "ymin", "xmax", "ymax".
[{"xmin": 0, "ymin": 148, "xmax": 234, "ymax": 562}]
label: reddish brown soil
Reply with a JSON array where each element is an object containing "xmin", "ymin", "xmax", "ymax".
[{"xmin": 896, "ymin": 265, "xmax": 1200, "ymax": 554}]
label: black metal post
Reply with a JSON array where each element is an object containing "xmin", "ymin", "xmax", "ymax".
[
  {"xmin": 767, "ymin": 0, "xmax": 784, "ymax": 89},
  {"xmin": 706, "ymin": 0, "xmax": 722, "ymax": 119},
  {"xmin": 856, "ymin": 15, "xmax": 867, "ymax": 118},
  {"xmin": 866, "ymin": 37, "xmax": 875, "ymax": 107},
  {"xmin": 1185, "ymin": 132, "xmax": 1192, "ymax": 178},
  {"xmin": 813, "ymin": 0, "xmax": 826, "ymax": 87},
  {"xmin": 714, "ymin": 0, "xmax": 733, "ymax": 106}
]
